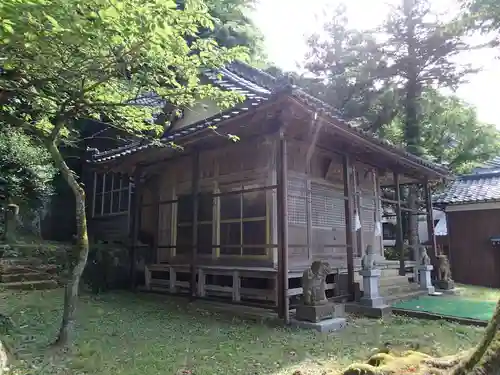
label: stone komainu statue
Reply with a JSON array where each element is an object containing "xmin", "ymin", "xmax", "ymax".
[
  {"xmin": 302, "ymin": 261, "xmax": 332, "ymax": 306},
  {"xmin": 437, "ymin": 254, "xmax": 452, "ymax": 281}
]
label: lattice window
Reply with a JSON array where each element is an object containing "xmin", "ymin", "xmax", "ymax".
[
  {"xmin": 219, "ymin": 184, "xmax": 267, "ymax": 257},
  {"xmin": 93, "ymin": 172, "xmax": 130, "ymax": 217},
  {"xmin": 176, "ymin": 192, "xmax": 214, "ymax": 256},
  {"xmin": 311, "ymin": 182, "xmax": 345, "ymax": 229},
  {"xmin": 361, "ymin": 195, "xmax": 376, "ymax": 233},
  {"xmin": 158, "ymin": 203, "xmax": 172, "ymax": 247},
  {"xmin": 287, "ymin": 178, "xmax": 307, "ymax": 226}
]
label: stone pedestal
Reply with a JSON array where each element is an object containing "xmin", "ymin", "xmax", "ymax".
[
  {"xmin": 292, "ymin": 303, "xmax": 346, "ymax": 332},
  {"xmin": 345, "ymin": 268, "xmax": 391, "ymax": 318},
  {"xmin": 359, "ymin": 269, "xmax": 385, "ymax": 307},
  {"xmin": 296, "ymin": 303, "xmax": 332, "ymax": 323},
  {"xmin": 418, "ymin": 265, "xmax": 435, "ymax": 294},
  {"xmin": 434, "ymin": 279, "xmax": 455, "ymax": 291}
]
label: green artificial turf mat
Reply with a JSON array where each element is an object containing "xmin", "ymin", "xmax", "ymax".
[{"xmin": 392, "ymin": 295, "xmax": 496, "ymax": 321}]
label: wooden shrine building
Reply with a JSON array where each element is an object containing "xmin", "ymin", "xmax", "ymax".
[{"xmin": 85, "ymin": 62, "xmax": 449, "ymax": 322}]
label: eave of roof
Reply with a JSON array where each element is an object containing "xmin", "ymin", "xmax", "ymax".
[{"xmin": 289, "ymin": 90, "xmax": 450, "ymax": 177}]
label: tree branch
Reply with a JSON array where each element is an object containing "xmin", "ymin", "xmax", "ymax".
[{"xmin": 0, "ymin": 111, "xmax": 46, "ymax": 141}]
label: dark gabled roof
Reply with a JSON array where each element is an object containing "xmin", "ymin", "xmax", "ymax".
[
  {"xmin": 434, "ymin": 171, "xmax": 500, "ymax": 206},
  {"xmin": 89, "ymin": 62, "xmax": 276, "ymax": 163},
  {"xmin": 87, "ymin": 61, "xmax": 449, "ymax": 177}
]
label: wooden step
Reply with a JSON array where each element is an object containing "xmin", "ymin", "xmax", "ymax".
[
  {"xmin": 379, "ymin": 275, "xmax": 411, "ymax": 288},
  {"xmin": 381, "ymin": 283, "xmax": 420, "ymax": 296},
  {"xmin": 0, "ymin": 272, "xmax": 53, "ymax": 283},
  {"xmin": 0, "ymin": 279, "xmax": 58, "ymax": 291},
  {"xmin": 0, "ymin": 257, "xmax": 43, "ymax": 266}
]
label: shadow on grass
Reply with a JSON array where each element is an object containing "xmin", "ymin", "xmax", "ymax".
[{"xmin": 1, "ymin": 290, "xmax": 487, "ymax": 375}]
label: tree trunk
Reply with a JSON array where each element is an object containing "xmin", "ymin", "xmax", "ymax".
[
  {"xmin": 453, "ymin": 298, "xmax": 500, "ymax": 375},
  {"xmin": 46, "ymin": 141, "xmax": 89, "ymax": 347}
]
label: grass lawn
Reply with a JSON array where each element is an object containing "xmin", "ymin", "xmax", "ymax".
[
  {"xmin": 454, "ymin": 284, "xmax": 500, "ymax": 302},
  {"xmin": 1, "ymin": 290, "xmax": 489, "ymax": 375}
]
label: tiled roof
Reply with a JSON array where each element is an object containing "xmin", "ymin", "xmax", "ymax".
[
  {"xmin": 471, "ymin": 156, "xmax": 500, "ymax": 174},
  {"xmin": 89, "ymin": 63, "xmax": 275, "ymax": 163},
  {"xmin": 434, "ymin": 171, "xmax": 500, "ymax": 205},
  {"xmin": 87, "ymin": 61, "xmax": 449, "ymax": 177}
]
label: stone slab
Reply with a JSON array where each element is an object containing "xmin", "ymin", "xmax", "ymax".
[
  {"xmin": 435, "ymin": 288, "xmax": 458, "ymax": 295},
  {"xmin": 296, "ymin": 303, "xmax": 344, "ymax": 323},
  {"xmin": 345, "ymin": 302, "xmax": 392, "ymax": 319},
  {"xmin": 290, "ymin": 317, "xmax": 347, "ymax": 333},
  {"xmin": 333, "ymin": 303, "xmax": 345, "ymax": 318},
  {"xmin": 434, "ymin": 279, "xmax": 455, "ymax": 290},
  {"xmin": 360, "ymin": 296, "xmax": 386, "ymax": 308}
]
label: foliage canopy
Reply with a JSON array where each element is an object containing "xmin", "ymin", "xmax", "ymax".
[
  {"xmin": 0, "ymin": 0, "xmax": 247, "ymax": 144},
  {"xmin": 300, "ymin": 2, "xmax": 500, "ymax": 172},
  {"xmin": 0, "ymin": 0, "xmax": 249, "ymax": 346},
  {"xmin": 0, "ymin": 127, "xmax": 56, "ymax": 207}
]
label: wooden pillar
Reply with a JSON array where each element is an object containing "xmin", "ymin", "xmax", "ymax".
[
  {"xmin": 374, "ymin": 170, "xmax": 384, "ymax": 258},
  {"xmin": 190, "ymin": 151, "xmax": 200, "ymax": 299},
  {"xmin": 276, "ymin": 134, "xmax": 289, "ymax": 324},
  {"xmin": 394, "ymin": 172, "xmax": 405, "ymax": 276},
  {"xmin": 425, "ymin": 180, "xmax": 438, "ymax": 276},
  {"xmin": 130, "ymin": 167, "xmax": 144, "ymax": 290},
  {"xmin": 353, "ymin": 166, "xmax": 364, "ymax": 257},
  {"xmin": 342, "ymin": 154, "xmax": 355, "ymax": 298},
  {"xmin": 91, "ymin": 171, "xmax": 97, "ymax": 219},
  {"xmin": 152, "ymin": 175, "xmax": 161, "ymax": 264}
]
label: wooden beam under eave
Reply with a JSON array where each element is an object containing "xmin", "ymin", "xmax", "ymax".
[{"xmin": 342, "ymin": 154, "xmax": 356, "ymax": 299}]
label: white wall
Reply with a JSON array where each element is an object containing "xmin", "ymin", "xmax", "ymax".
[
  {"xmin": 418, "ymin": 209, "xmax": 446, "ymax": 243},
  {"xmin": 173, "ymin": 99, "xmax": 222, "ymax": 131},
  {"xmin": 382, "ymin": 209, "xmax": 445, "ymax": 247}
]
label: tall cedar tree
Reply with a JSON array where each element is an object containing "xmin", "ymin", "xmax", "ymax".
[
  {"xmin": 302, "ymin": 0, "xmax": 491, "ymax": 271},
  {"xmin": 0, "ymin": 0, "xmax": 247, "ymax": 346},
  {"xmin": 383, "ymin": 88, "xmax": 500, "ymax": 174},
  {"xmin": 301, "ymin": 6, "xmax": 398, "ymax": 132},
  {"xmin": 383, "ymin": 0, "xmax": 476, "ymax": 271}
]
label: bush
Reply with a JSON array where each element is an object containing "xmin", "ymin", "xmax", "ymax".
[
  {"xmin": 82, "ymin": 243, "xmax": 131, "ymax": 294},
  {"xmin": 384, "ymin": 246, "xmax": 410, "ymax": 261},
  {"xmin": 0, "ymin": 127, "xmax": 57, "ymax": 209}
]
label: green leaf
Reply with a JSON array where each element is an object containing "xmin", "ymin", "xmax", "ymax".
[
  {"xmin": 3, "ymin": 22, "xmax": 14, "ymax": 34},
  {"xmin": 44, "ymin": 13, "xmax": 61, "ymax": 30}
]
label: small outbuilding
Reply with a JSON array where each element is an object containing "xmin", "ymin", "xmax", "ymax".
[{"xmin": 435, "ymin": 160, "xmax": 500, "ymax": 288}]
